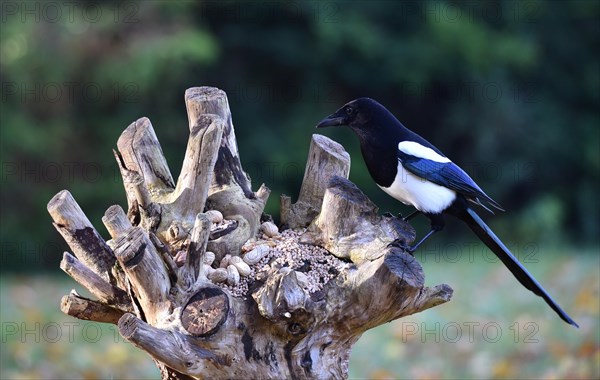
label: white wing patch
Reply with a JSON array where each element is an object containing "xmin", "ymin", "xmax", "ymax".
[
  {"xmin": 398, "ymin": 141, "xmax": 451, "ymax": 163},
  {"xmin": 379, "ymin": 162, "xmax": 456, "ymax": 214}
]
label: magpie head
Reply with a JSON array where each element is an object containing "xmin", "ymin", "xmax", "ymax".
[{"xmin": 316, "ymin": 97, "xmax": 379, "ymax": 131}]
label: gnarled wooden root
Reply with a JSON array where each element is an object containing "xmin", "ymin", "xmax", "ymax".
[{"xmin": 49, "ymin": 86, "xmax": 452, "ymax": 380}]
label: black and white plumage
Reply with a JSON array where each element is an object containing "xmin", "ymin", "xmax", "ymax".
[{"xmin": 316, "ymin": 97, "xmax": 578, "ymax": 327}]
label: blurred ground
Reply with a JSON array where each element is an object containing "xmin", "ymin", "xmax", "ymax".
[{"xmin": 1, "ymin": 246, "xmax": 598, "ymax": 379}]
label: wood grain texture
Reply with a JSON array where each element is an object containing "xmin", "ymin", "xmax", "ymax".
[
  {"xmin": 301, "ymin": 176, "xmax": 416, "ymax": 263},
  {"xmin": 113, "ymin": 226, "xmax": 170, "ymax": 324},
  {"xmin": 281, "ymin": 134, "xmax": 350, "ymax": 229},
  {"xmin": 60, "ymin": 252, "xmax": 131, "ymax": 310},
  {"xmin": 117, "ymin": 117, "xmax": 175, "ymax": 197},
  {"xmin": 48, "ymin": 190, "xmax": 117, "ymax": 283},
  {"xmin": 61, "ymin": 293, "xmax": 126, "ymax": 324},
  {"xmin": 102, "ymin": 205, "xmax": 132, "ymax": 239}
]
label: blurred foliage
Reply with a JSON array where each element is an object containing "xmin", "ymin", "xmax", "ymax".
[
  {"xmin": 1, "ymin": 2, "xmax": 598, "ymax": 268},
  {"xmin": 0, "ymin": 1, "xmax": 599, "ymax": 379}
]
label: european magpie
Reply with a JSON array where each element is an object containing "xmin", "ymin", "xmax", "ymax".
[{"xmin": 316, "ymin": 97, "xmax": 578, "ymax": 327}]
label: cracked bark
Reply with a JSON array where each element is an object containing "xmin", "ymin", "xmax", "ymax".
[{"xmin": 49, "ymin": 86, "xmax": 452, "ymax": 379}]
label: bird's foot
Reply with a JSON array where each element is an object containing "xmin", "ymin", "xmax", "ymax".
[
  {"xmin": 387, "ymin": 239, "xmax": 415, "ymax": 256},
  {"xmin": 401, "ymin": 210, "xmax": 421, "ymax": 222},
  {"xmin": 383, "ymin": 211, "xmax": 405, "ymax": 219}
]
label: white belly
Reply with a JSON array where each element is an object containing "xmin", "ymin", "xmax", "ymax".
[{"xmin": 378, "ymin": 163, "xmax": 456, "ymax": 214}]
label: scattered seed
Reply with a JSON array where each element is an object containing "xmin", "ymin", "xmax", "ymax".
[
  {"xmin": 205, "ymin": 210, "xmax": 224, "ymax": 224},
  {"xmin": 209, "ymin": 228, "xmax": 347, "ymax": 298}
]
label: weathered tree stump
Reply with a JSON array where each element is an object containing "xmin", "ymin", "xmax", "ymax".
[
  {"xmin": 281, "ymin": 134, "xmax": 351, "ymax": 229},
  {"xmin": 48, "ymin": 86, "xmax": 453, "ymax": 379}
]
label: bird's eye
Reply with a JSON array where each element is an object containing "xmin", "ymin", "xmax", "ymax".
[{"xmin": 346, "ymin": 107, "xmax": 354, "ymax": 115}]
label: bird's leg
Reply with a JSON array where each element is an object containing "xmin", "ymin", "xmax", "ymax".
[
  {"xmin": 383, "ymin": 210, "xmax": 420, "ymax": 221},
  {"xmin": 387, "ymin": 213, "xmax": 441, "ymax": 254},
  {"xmin": 388, "ymin": 212, "xmax": 439, "ymax": 255},
  {"xmin": 402, "ymin": 210, "xmax": 420, "ymax": 222},
  {"xmin": 406, "ymin": 214, "xmax": 445, "ymax": 253},
  {"xmin": 406, "ymin": 229, "xmax": 438, "ymax": 253}
]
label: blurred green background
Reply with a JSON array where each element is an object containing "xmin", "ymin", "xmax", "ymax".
[{"xmin": 1, "ymin": 0, "xmax": 598, "ymax": 379}]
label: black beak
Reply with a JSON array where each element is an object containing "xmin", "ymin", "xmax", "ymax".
[{"xmin": 316, "ymin": 114, "xmax": 346, "ymax": 128}]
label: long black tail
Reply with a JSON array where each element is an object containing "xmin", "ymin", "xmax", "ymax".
[{"xmin": 461, "ymin": 207, "xmax": 578, "ymax": 327}]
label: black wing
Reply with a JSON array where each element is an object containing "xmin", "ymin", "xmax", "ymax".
[{"xmin": 398, "ymin": 150, "xmax": 504, "ymax": 212}]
